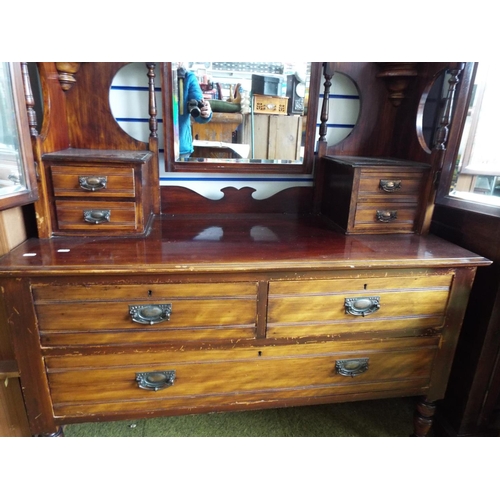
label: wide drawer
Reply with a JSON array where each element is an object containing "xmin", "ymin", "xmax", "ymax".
[
  {"xmin": 33, "ymin": 282, "xmax": 258, "ymax": 346},
  {"xmin": 353, "ymin": 202, "xmax": 418, "ymax": 232},
  {"xmin": 267, "ymin": 274, "xmax": 453, "ymax": 339},
  {"xmin": 55, "ymin": 199, "xmax": 139, "ymax": 230},
  {"xmin": 50, "ymin": 165, "xmax": 136, "ymax": 198},
  {"xmin": 45, "ymin": 337, "xmax": 438, "ymax": 417}
]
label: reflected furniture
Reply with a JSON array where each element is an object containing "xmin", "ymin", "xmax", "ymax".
[
  {"xmin": 0, "ymin": 62, "xmax": 491, "ymax": 437},
  {"xmin": 242, "ymin": 114, "xmax": 302, "ymax": 161}
]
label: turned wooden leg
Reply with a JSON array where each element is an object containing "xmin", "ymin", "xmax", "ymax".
[{"xmin": 413, "ymin": 397, "xmax": 436, "ymax": 437}]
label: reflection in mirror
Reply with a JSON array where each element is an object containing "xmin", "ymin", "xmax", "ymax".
[
  {"xmin": 449, "ymin": 63, "xmax": 500, "ymax": 207},
  {"xmin": 0, "ymin": 62, "xmax": 27, "ymax": 197},
  {"xmin": 420, "ymin": 70, "xmax": 449, "ymax": 153},
  {"xmin": 170, "ymin": 62, "xmax": 313, "ymax": 164}
]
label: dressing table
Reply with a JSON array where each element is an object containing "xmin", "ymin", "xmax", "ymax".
[{"xmin": 0, "ymin": 61, "xmax": 490, "ymax": 436}]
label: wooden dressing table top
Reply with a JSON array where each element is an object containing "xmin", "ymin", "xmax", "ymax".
[{"xmin": 0, "ymin": 214, "xmax": 490, "ymax": 275}]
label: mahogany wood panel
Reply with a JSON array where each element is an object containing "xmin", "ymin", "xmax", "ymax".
[
  {"xmin": 323, "ymin": 62, "xmax": 398, "ymax": 158},
  {"xmin": 161, "ymin": 186, "xmax": 314, "ymax": 215},
  {"xmin": 64, "ymin": 63, "xmax": 148, "ymax": 151}
]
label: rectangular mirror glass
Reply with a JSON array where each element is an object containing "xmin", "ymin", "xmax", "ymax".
[
  {"xmin": 162, "ymin": 62, "xmax": 321, "ymax": 174},
  {"xmin": 0, "ymin": 62, "xmax": 37, "ymax": 210}
]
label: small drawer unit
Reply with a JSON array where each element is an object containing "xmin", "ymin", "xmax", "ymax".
[
  {"xmin": 42, "ymin": 149, "xmax": 154, "ymax": 236},
  {"xmin": 320, "ymin": 156, "xmax": 430, "ymax": 234}
]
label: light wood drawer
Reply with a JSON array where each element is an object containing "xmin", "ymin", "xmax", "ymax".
[
  {"xmin": 45, "ymin": 337, "xmax": 438, "ymax": 417},
  {"xmin": 34, "ymin": 282, "xmax": 258, "ymax": 345},
  {"xmin": 357, "ymin": 169, "xmax": 426, "ymax": 201},
  {"xmin": 55, "ymin": 200, "xmax": 138, "ymax": 230},
  {"xmin": 268, "ymin": 274, "xmax": 452, "ymax": 339},
  {"xmin": 51, "ymin": 165, "xmax": 136, "ymax": 197}
]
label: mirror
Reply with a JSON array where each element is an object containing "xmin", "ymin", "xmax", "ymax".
[
  {"xmin": 0, "ymin": 62, "xmax": 38, "ymax": 210},
  {"xmin": 449, "ymin": 63, "xmax": 500, "ymax": 207},
  {"xmin": 161, "ymin": 62, "xmax": 321, "ymax": 174}
]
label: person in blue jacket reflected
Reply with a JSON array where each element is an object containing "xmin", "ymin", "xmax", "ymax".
[{"xmin": 177, "ymin": 64, "xmax": 212, "ymax": 158}]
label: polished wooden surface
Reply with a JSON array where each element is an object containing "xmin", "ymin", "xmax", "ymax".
[{"xmin": 0, "ymin": 214, "xmax": 489, "ymax": 275}]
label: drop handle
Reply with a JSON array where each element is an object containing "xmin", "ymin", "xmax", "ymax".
[
  {"xmin": 379, "ymin": 179, "xmax": 402, "ymax": 192},
  {"xmin": 335, "ymin": 358, "xmax": 369, "ymax": 377},
  {"xmin": 129, "ymin": 304, "xmax": 172, "ymax": 325},
  {"xmin": 79, "ymin": 175, "xmax": 108, "ymax": 191},
  {"xmin": 376, "ymin": 210, "xmax": 397, "ymax": 223},
  {"xmin": 345, "ymin": 296, "xmax": 380, "ymax": 316},
  {"xmin": 136, "ymin": 370, "xmax": 176, "ymax": 391},
  {"xmin": 83, "ymin": 209, "xmax": 111, "ymax": 224}
]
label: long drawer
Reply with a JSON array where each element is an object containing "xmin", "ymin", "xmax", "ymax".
[
  {"xmin": 45, "ymin": 337, "xmax": 439, "ymax": 418},
  {"xmin": 267, "ymin": 274, "xmax": 453, "ymax": 339},
  {"xmin": 33, "ymin": 282, "xmax": 259, "ymax": 346}
]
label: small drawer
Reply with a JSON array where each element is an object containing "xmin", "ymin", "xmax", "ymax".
[
  {"xmin": 55, "ymin": 200, "xmax": 139, "ymax": 231},
  {"xmin": 45, "ymin": 337, "xmax": 438, "ymax": 417},
  {"xmin": 357, "ymin": 169, "xmax": 426, "ymax": 201},
  {"xmin": 353, "ymin": 202, "xmax": 418, "ymax": 233},
  {"xmin": 34, "ymin": 282, "xmax": 258, "ymax": 346},
  {"xmin": 267, "ymin": 274, "xmax": 452, "ymax": 339},
  {"xmin": 51, "ymin": 165, "xmax": 136, "ymax": 198}
]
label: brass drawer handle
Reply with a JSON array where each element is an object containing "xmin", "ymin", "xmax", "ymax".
[
  {"xmin": 129, "ymin": 304, "xmax": 172, "ymax": 325},
  {"xmin": 83, "ymin": 209, "xmax": 111, "ymax": 224},
  {"xmin": 79, "ymin": 175, "xmax": 108, "ymax": 191},
  {"xmin": 379, "ymin": 179, "xmax": 402, "ymax": 192},
  {"xmin": 136, "ymin": 370, "xmax": 176, "ymax": 391},
  {"xmin": 376, "ymin": 210, "xmax": 397, "ymax": 222},
  {"xmin": 335, "ymin": 358, "xmax": 369, "ymax": 377},
  {"xmin": 345, "ymin": 296, "xmax": 380, "ymax": 316}
]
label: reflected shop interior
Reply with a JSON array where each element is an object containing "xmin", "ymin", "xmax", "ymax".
[
  {"xmin": 0, "ymin": 62, "xmax": 27, "ymax": 197},
  {"xmin": 169, "ymin": 62, "xmax": 313, "ymax": 164}
]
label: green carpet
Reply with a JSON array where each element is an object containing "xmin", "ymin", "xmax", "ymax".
[{"xmin": 63, "ymin": 397, "xmax": 416, "ymax": 437}]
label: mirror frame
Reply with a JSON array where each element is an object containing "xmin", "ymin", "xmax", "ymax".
[
  {"xmin": 0, "ymin": 62, "xmax": 38, "ymax": 211},
  {"xmin": 161, "ymin": 62, "xmax": 322, "ymax": 175}
]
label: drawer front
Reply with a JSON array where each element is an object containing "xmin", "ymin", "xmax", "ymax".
[
  {"xmin": 353, "ymin": 202, "xmax": 418, "ymax": 232},
  {"xmin": 357, "ymin": 169, "xmax": 426, "ymax": 201},
  {"xmin": 34, "ymin": 282, "xmax": 258, "ymax": 345},
  {"xmin": 51, "ymin": 165, "xmax": 136, "ymax": 198},
  {"xmin": 45, "ymin": 337, "xmax": 438, "ymax": 417},
  {"xmin": 55, "ymin": 199, "xmax": 139, "ymax": 231},
  {"xmin": 267, "ymin": 275, "xmax": 452, "ymax": 339}
]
